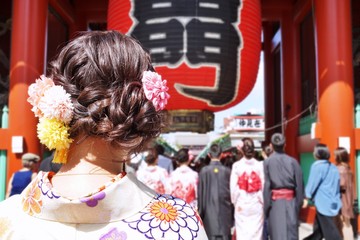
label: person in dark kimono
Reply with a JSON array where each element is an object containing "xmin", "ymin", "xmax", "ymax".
[
  {"xmin": 198, "ymin": 143, "xmax": 234, "ymax": 240},
  {"xmin": 263, "ymin": 133, "xmax": 304, "ymax": 240},
  {"xmin": 39, "ymin": 151, "xmax": 62, "ymax": 173}
]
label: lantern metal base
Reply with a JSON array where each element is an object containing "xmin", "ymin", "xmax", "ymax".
[{"xmin": 165, "ymin": 110, "xmax": 214, "ymax": 133}]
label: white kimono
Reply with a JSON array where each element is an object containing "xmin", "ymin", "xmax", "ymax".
[
  {"xmin": 136, "ymin": 165, "xmax": 170, "ymax": 194},
  {"xmin": 169, "ymin": 165, "xmax": 198, "ymax": 209},
  {"xmin": 230, "ymin": 158, "xmax": 264, "ymax": 240},
  {"xmin": 0, "ymin": 171, "xmax": 208, "ymax": 240}
]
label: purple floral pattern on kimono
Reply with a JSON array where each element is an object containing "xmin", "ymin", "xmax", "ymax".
[
  {"xmin": 99, "ymin": 228, "xmax": 127, "ymax": 240},
  {"xmin": 123, "ymin": 194, "xmax": 200, "ymax": 239},
  {"xmin": 38, "ymin": 172, "xmax": 60, "ymax": 199},
  {"xmin": 80, "ymin": 191, "xmax": 106, "ymax": 207}
]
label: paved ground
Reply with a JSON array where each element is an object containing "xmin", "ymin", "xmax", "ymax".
[{"xmin": 298, "ymin": 222, "xmax": 360, "ymax": 239}]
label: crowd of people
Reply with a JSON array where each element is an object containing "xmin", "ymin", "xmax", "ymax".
[
  {"xmin": 129, "ymin": 132, "xmax": 355, "ymax": 240},
  {"xmin": 0, "ymin": 31, "xmax": 356, "ymax": 240},
  {"xmin": 4, "ymin": 132, "xmax": 356, "ymax": 240}
]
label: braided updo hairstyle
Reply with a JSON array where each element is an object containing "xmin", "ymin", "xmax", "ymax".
[
  {"xmin": 241, "ymin": 137, "xmax": 255, "ymax": 159},
  {"xmin": 49, "ymin": 31, "xmax": 165, "ymax": 154}
]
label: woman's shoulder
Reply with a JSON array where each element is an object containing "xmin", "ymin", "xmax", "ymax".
[
  {"xmin": 254, "ymin": 158, "xmax": 264, "ymax": 165},
  {"xmin": 329, "ymin": 163, "xmax": 340, "ymax": 174},
  {"xmin": 336, "ymin": 164, "xmax": 352, "ymax": 173},
  {"xmin": 182, "ymin": 166, "xmax": 198, "ymax": 176},
  {"xmin": 0, "ymin": 195, "xmax": 39, "ymax": 239},
  {"xmin": 0, "ymin": 194, "xmax": 22, "ymax": 213},
  {"xmin": 311, "ymin": 160, "xmax": 328, "ymax": 167},
  {"xmin": 156, "ymin": 166, "xmax": 170, "ymax": 175},
  {"xmin": 122, "ymin": 194, "xmax": 207, "ymax": 239},
  {"xmin": 231, "ymin": 159, "xmax": 240, "ymax": 167},
  {"xmin": 0, "ymin": 182, "xmax": 208, "ymax": 239}
]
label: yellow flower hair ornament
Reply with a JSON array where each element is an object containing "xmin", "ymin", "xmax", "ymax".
[{"xmin": 28, "ymin": 75, "xmax": 74, "ymax": 164}]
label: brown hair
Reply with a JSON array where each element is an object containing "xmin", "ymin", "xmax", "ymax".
[
  {"xmin": 175, "ymin": 148, "xmax": 189, "ymax": 164},
  {"xmin": 334, "ymin": 147, "xmax": 349, "ymax": 164},
  {"xmin": 49, "ymin": 31, "xmax": 165, "ymax": 154},
  {"xmin": 143, "ymin": 148, "xmax": 159, "ymax": 165},
  {"xmin": 263, "ymin": 145, "xmax": 273, "ymax": 158},
  {"xmin": 242, "ymin": 137, "xmax": 255, "ymax": 159}
]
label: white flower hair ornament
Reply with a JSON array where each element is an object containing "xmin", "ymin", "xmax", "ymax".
[
  {"xmin": 141, "ymin": 71, "xmax": 170, "ymax": 111},
  {"xmin": 27, "ymin": 75, "xmax": 74, "ymax": 164}
]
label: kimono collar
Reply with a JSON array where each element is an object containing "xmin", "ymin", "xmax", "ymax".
[
  {"xmin": 20, "ymin": 171, "xmax": 156, "ymax": 224},
  {"xmin": 209, "ymin": 161, "xmax": 222, "ymax": 165},
  {"xmin": 273, "ymin": 150, "xmax": 285, "ymax": 154}
]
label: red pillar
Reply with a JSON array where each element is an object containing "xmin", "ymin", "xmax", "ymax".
[
  {"xmin": 281, "ymin": 10, "xmax": 301, "ymax": 158},
  {"xmin": 314, "ymin": 0, "xmax": 354, "ymax": 167},
  {"xmin": 262, "ymin": 22, "xmax": 275, "ymax": 143},
  {"xmin": 8, "ymin": 0, "xmax": 47, "ymax": 181}
]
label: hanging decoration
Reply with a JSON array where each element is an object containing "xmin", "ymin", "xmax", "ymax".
[{"xmin": 108, "ymin": 0, "xmax": 261, "ymax": 112}]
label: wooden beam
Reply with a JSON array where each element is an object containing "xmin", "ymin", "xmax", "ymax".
[
  {"xmin": 85, "ymin": 10, "xmax": 108, "ymax": 23},
  {"xmin": 262, "ymin": 9, "xmax": 282, "ymax": 21},
  {"xmin": 293, "ymin": 0, "xmax": 312, "ymax": 24},
  {"xmin": 261, "ymin": 0, "xmax": 294, "ymax": 11},
  {"xmin": 49, "ymin": 0, "xmax": 75, "ymax": 25},
  {"xmin": 74, "ymin": 0, "xmax": 108, "ymax": 12}
]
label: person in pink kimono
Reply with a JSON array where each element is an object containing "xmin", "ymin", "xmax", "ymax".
[
  {"xmin": 335, "ymin": 147, "xmax": 355, "ymax": 239},
  {"xmin": 169, "ymin": 148, "xmax": 199, "ymax": 208},
  {"xmin": 230, "ymin": 137, "xmax": 264, "ymax": 240},
  {"xmin": 136, "ymin": 148, "xmax": 170, "ymax": 194}
]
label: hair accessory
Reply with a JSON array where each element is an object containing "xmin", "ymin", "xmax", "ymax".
[
  {"xmin": 28, "ymin": 75, "xmax": 74, "ymax": 164},
  {"xmin": 141, "ymin": 71, "xmax": 170, "ymax": 111}
]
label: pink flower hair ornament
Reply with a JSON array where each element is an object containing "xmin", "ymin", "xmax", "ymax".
[
  {"xmin": 141, "ymin": 71, "xmax": 170, "ymax": 111},
  {"xmin": 27, "ymin": 75, "xmax": 55, "ymax": 118},
  {"xmin": 28, "ymin": 75, "xmax": 74, "ymax": 164}
]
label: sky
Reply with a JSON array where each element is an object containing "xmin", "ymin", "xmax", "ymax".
[{"xmin": 213, "ymin": 52, "xmax": 264, "ymax": 133}]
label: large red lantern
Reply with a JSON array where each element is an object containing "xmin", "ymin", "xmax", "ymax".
[{"xmin": 108, "ymin": 0, "xmax": 261, "ymax": 112}]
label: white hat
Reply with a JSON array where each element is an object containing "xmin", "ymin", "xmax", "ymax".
[{"xmin": 22, "ymin": 153, "xmax": 40, "ymax": 162}]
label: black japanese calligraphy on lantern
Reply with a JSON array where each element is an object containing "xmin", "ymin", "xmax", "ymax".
[
  {"xmin": 130, "ymin": 0, "xmax": 242, "ymax": 106},
  {"xmin": 132, "ymin": 20, "xmax": 184, "ymax": 64}
]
